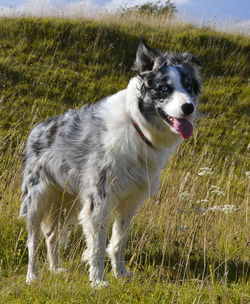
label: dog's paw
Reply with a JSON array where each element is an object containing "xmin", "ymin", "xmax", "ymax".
[{"xmin": 26, "ymin": 272, "xmax": 39, "ymax": 284}]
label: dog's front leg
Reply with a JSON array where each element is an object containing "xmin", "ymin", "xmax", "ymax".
[
  {"xmin": 79, "ymin": 196, "xmax": 110, "ymax": 288},
  {"xmin": 107, "ymin": 203, "xmax": 138, "ymax": 279}
]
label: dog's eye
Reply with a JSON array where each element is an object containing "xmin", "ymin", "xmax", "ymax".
[{"xmin": 161, "ymin": 85, "xmax": 169, "ymax": 92}]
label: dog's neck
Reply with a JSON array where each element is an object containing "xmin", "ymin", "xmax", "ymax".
[{"xmin": 130, "ymin": 115, "xmax": 154, "ymax": 148}]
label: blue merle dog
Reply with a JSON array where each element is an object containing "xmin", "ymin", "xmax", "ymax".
[{"xmin": 19, "ymin": 39, "xmax": 201, "ymax": 287}]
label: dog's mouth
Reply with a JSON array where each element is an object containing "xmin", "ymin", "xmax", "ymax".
[{"xmin": 157, "ymin": 108, "xmax": 194, "ymax": 139}]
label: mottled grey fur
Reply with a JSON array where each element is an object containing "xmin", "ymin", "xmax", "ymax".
[{"xmin": 20, "ymin": 39, "xmax": 202, "ymax": 287}]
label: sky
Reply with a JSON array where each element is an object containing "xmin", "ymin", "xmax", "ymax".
[{"xmin": 1, "ymin": 0, "xmax": 249, "ymax": 23}]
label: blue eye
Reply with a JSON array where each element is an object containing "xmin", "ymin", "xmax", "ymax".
[{"xmin": 161, "ymin": 86, "xmax": 169, "ymax": 92}]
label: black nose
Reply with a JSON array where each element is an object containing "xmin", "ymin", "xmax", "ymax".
[{"xmin": 181, "ymin": 103, "xmax": 194, "ymax": 115}]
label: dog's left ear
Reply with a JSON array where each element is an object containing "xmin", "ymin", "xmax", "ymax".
[
  {"xmin": 180, "ymin": 52, "xmax": 202, "ymax": 67},
  {"xmin": 132, "ymin": 39, "xmax": 164, "ymax": 74},
  {"xmin": 181, "ymin": 53, "xmax": 202, "ymax": 96}
]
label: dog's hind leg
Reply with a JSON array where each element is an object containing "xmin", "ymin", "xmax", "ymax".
[
  {"xmin": 26, "ymin": 207, "xmax": 42, "ymax": 284},
  {"xmin": 22, "ymin": 166, "xmax": 51, "ymax": 283},
  {"xmin": 79, "ymin": 195, "xmax": 110, "ymax": 288}
]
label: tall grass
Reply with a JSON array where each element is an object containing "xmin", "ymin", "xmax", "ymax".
[{"xmin": 0, "ymin": 16, "xmax": 249, "ymax": 303}]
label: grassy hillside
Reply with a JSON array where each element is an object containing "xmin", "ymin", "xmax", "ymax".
[{"xmin": 0, "ymin": 17, "xmax": 249, "ymax": 303}]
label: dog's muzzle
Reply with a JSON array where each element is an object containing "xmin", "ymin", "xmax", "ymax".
[{"xmin": 157, "ymin": 108, "xmax": 194, "ymax": 139}]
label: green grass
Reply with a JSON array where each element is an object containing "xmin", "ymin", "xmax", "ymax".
[{"xmin": 0, "ymin": 16, "xmax": 249, "ymax": 303}]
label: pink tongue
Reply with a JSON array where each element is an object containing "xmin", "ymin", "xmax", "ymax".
[{"xmin": 172, "ymin": 118, "xmax": 193, "ymax": 139}]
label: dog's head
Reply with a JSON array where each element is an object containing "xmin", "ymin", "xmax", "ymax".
[{"xmin": 132, "ymin": 39, "xmax": 202, "ymax": 139}]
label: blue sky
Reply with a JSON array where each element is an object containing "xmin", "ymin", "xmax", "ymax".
[{"xmin": 1, "ymin": 0, "xmax": 250, "ymax": 22}]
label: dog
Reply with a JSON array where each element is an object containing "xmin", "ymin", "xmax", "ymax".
[{"xmin": 19, "ymin": 39, "xmax": 201, "ymax": 287}]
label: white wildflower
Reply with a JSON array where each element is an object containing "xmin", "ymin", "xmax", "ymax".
[
  {"xmin": 245, "ymin": 171, "xmax": 250, "ymax": 179},
  {"xmin": 209, "ymin": 205, "xmax": 223, "ymax": 212},
  {"xmin": 221, "ymin": 205, "xmax": 236, "ymax": 214},
  {"xmin": 208, "ymin": 204, "xmax": 239, "ymax": 214},
  {"xmin": 198, "ymin": 167, "xmax": 213, "ymax": 176}
]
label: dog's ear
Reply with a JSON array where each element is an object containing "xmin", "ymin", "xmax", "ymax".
[
  {"xmin": 181, "ymin": 57, "xmax": 202, "ymax": 96},
  {"xmin": 180, "ymin": 52, "xmax": 202, "ymax": 67},
  {"xmin": 132, "ymin": 39, "xmax": 164, "ymax": 74}
]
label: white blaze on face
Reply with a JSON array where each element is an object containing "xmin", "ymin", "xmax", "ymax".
[
  {"xmin": 163, "ymin": 66, "xmax": 193, "ymax": 119},
  {"xmin": 158, "ymin": 66, "xmax": 195, "ymax": 139}
]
